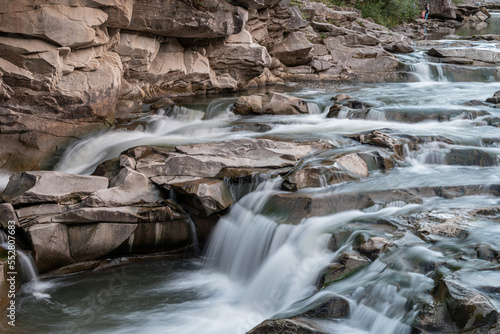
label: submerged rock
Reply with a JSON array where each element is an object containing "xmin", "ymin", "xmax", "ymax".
[{"xmin": 247, "ymin": 318, "xmax": 326, "ymax": 334}]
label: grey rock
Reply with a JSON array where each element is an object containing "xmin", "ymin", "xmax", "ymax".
[
  {"xmin": 2, "ymin": 171, "xmax": 108, "ymax": 206},
  {"xmin": 271, "ymin": 32, "xmax": 313, "ymax": 66}
]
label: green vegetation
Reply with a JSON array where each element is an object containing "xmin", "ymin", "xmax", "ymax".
[{"xmin": 321, "ymin": 0, "xmax": 420, "ymax": 28}]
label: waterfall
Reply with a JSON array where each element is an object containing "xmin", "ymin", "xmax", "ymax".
[
  {"xmin": 307, "ymin": 102, "xmax": 321, "ymax": 115},
  {"xmin": 411, "ymin": 62, "xmax": 448, "ymax": 82},
  {"xmin": 205, "ymin": 177, "xmax": 424, "ymax": 328},
  {"xmin": 406, "ymin": 142, "xmax": 447, "ymax": 165},
  {"xmin": 0, "ymin": 229, "xmax": 39, "ymax": 284}
]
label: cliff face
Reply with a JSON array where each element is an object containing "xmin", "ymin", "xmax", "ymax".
[{"xmin": 0, "ymin": 0, "xmax": 413, "ymax": 171}]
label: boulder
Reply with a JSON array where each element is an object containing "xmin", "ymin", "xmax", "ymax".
[
  {"xmin": 233, "ymin": 92, "xmax": 309, "ymax": 115},
  {"xmin": 282, "ymin": 165, "xmax": 358, "ymax": 191},
  {"xmin": 321, "ymin": 251, "xmax": 370, "ymax": 285},
  {"xmin": 167, "ymin": 178, "xmax": 233, "ymax": 217},
  {"xmin": 67, "ymin": 223, "xmax": 137, "ymax": 261},
  {"xmin": 0, "ymin": 4, "xmax": 109, "ymax": 48},
  {"xmin": 356, "ymin": 236, "xmax": 392, "ymax": 260},
  {"xmin": 2, "ymin": 171, "xmax": 108, "ymax": 205},
  {"xmin": 82, "ymin": 167, "xmax": 164, "ymax": 207},
  {"xmin": 298, "ymin": 295, "xmax": 350, "ymax": 319},
  {"xmin": 429, "ymin": 0, "xmax": 456, "ymax": 20},
  {"xmin": 348, "ymin": 131, "xmax": 404, "ymax": 159},
  {"xmin": 27, "ymin": 223, "xmax": 75, "ymax": 273},
  {"xmin": 247, "ymin": 318, "xmax": 326, "ymax": 334},
  {"xmin": 270, "ymin": 32, "xmax": 313, "ymax": 66},
  {"xmin": 127, "ymin": 0, "xmax": 242, "ymax": 38},
  {"xmin": 209, "ymin": 43, "xmax": 271, "ymax": 88},
  {"xmin": 442, "ymin": 278, "xmax": 498, "ymax": 331},
  {"xmin": 0, "ymin": 203, "xmax": 18, "ymax": 229},
  {"xmin": 231, "ymin": 0, "xmax": 281, "ymax": 9},
  {"xmin": 428, "ymin": 47, "xmax": 500, "ymax": 64}
]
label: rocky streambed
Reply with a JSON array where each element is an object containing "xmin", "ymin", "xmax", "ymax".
[{"xmin": 1, "ymin": 1, "xmax": 500, "ymax": 334}]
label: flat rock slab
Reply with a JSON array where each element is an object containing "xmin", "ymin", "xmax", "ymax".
[{"xmin": 2, "ymin": 171, "xmax": 108, "ymax": 205}]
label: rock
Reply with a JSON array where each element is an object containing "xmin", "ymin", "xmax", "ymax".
[
  {"xmin": 209, "ymin": 43, "xmax": 271, "ymax": 88},
  {"xmin": 270, "ymin": 32, "xmax": 313, "ymax": 66},
  {"xmin": 0, "ymin": 203, "xmax": 18, "ymax": 229},
  {"xmin": 282, "ymin": 165, "xmax": 358, "ymax": 191},
  {"xmin": 357, "ymin": 236, "xmax": 392, "ymax": 260},
  {"xmin": 299, "ymin": 295, "xmax": 350, "ymax": 319},
  {"xmin": 127, "ymin": 0, "xmax": 242, "ymax": 39},
  {"xmin": 445, "ymin": 148, "xmax": 498, "ymax": 167},
  {"xmin": 67, "ymin": 223, "xmax": 137, "ymax": 261},
  {"xmin": 82, "ymin": 167, "xmax": 164, "ymax": 207},
  {"xmin": 383, "ymin": 42, "xmax": 415, "ymax": 53},
  {"xmin": 2, "ymin": 171, "xmax": 108, "ymax": 205},
  {"xmin": 232, "ymin": 0, "xmax": 281, "ymax": 10},
  {"xmin": 116, "ymin": 32, "xmax": 160, "ymax": 73},
  {"xmin": 336, "ymin": 153, "xmax": 369, "ymax": 177},
  {"xmin": 442, "ymin": 278, "xmax": 498, "ymax": 331},
  {"xmin": 429, "ymin": 0, "xmax": 457, "ymax": 20},
  {"xmin": 167, "ymin": 178, "xmax": 233, "ymax": 217},
  {"xmin": 27, "ymin": 223, "xmax": 75, "ymax": 273},
  {"xmin": 0, "ymin": 4, "xmax": 109, "ymax": 48},
  {"xmin": 233, "ymin": 92, "xmax": 309, "ymax": 115},
  {"xmin": 247, "ymin": 318, "xmax": 326, "ymax": 334},
  {"xmin": 348, "ymin": 131, "xmax": 404, "ymax": 159},
  {"xmin": 321, "ymin": 251, "xmax": 370, "ymax": 285},
  {"xmin": 428, "ymin": 47, "xmax": 500, "ymax": 64}
]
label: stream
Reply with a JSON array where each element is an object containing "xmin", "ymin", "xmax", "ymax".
[{"xmin": 7, "ymin": 13, "xmax": 500, "ymax": 334}]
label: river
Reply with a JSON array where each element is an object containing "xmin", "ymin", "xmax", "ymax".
[{"xmin": 7, "ymin": 13, "xmax": 500, "ymax": 334}]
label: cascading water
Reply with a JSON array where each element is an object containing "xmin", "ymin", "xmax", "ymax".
[{"xmin": 0, "ymin": 229, "xmax": 39, "ymax": 284}]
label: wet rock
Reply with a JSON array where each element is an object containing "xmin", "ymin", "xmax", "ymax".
[
  {"xmin": 486, "ymin": 90, "xmax": 500, "ymax": 104},
  {"xmin": 233, "ymin": 92, "xmax": 309, "ymax": 115},
  {"xmin": 27, "ymin": 223, "xmax": 75, "ymax": 273},
  {"xmin": 299, "ymin": 295, "xmax": 350, "ymax": 319},
  {"xmin": 270, "ymin": 32, "xmax": 313, "ymax": 66},
  {"xmin": 475, "ymin": 244, "xmax": 499, "ymax": 263},
  {"xmin": 357, "ymin": 236, "xmax": 392, "ymax": 260},
  {"xmin": 347, "ymin": 131, "xmax": 404, "ymax": 160},
  {"xmin": 445, "ymin": 148, "xmax": 498, "ymax": 167},
  {"xmin": 247, "ymin": 318, "xmax": 326, "ymax": 334},
  {"xmin": 321, "ymin": 251, "xmax": 371, "ymax": 285},
  {"xmin": 82, "ymin": 167, "xmax": 164, "ymax": 207},
  {"xmin": 442, "ymin": 278, "xmax": 498, "ymax": 331},
  {"xmin": 2, "ymin": 171, "xmax": 108, "ymax": 206},
  {"xmin": 67, "ymin": 223, "xmax": 137, "ymax": 262},
  {"xmin": 167, "ymin": 178, "xmax": 234, "ymax": 217},
  {"xmin": 428, "ymin": 47, "xmax": 500, "ymax": 64}
]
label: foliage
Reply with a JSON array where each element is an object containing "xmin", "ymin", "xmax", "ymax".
[{"xmin": 325, "ymin": 0, "xmax": 420, "ymax": 28}]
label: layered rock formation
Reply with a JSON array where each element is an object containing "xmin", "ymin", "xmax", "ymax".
[{"xmin": 0, "ymin": 0, "xmax": 415, "ymax": 171}]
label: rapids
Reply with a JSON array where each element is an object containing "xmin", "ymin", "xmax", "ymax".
[{"xmin": 7, "ymin": 13, "xmax": 500, "ymax": 334}]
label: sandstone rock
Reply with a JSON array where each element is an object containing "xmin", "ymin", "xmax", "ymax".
[
  {"xmin": 336, "ymin": 153, "xmax": 369, "ymax": 177},
  {"xmin": 348, "ymin": 131, "xmax": 404, "ymax": 159},
  {"xmin": 0, "ymin": 203, "xmax": 18, "ymax": 229},
  {"xmin": 233, "ymin": 92, "xmax": 309, "ymax": 115},
  {"xmin": 67, "ymin": 223, "xmax": 137, "ymax": 261},
  {"xmin": 82, "ymin": 167, "xmax": 164, "ymax": 207},
  {"xmin": 123, "ymin": 220, "xmax": 192, "ymax": 253},
  {"xmin": 167, "ymin": 178, "xmax": 233, "ymax": 218},
  {"xmin": 127, "ymin": 0, "xmax": 242, "ymax": 39},
  {"xmin": 116, "ymin": 32, "xmax": 160, "ymax": 73},
  {"xmin": 0, "ymin": 4, "xmax": 109, "ymax": 48},
  {"xmin": 2, "ymin": 171, "xmax": 108, "ymax": 205},
  {"xmin": 270, "ymin": 32, "xmax": 313, "ymax": 66},
  {"xmin": 429, "ymin": 0, "xmax": 456, "ymax": 19},
  {"xmin": 64, "ymin": 47, "xmax": 103, "ymax": 73},
  {"xmin": 247, "ymin": 318, "xmax": 326, "ymax": 334},
  {"xmin": 428, "ymin": 47, "xmax": 500, "ymax": 64},
  {"xmin": 50, "ymin": 206, "xmax": 182, "ymax": 224},
  {"xmin": 27, "ymin": 223, "xmax": 75, "ymax": 273},
  {"xmin": 282, "ymin": 165, "xmax": 357, "ymax": 191},
  {"xmin": 209, "ymin": 43, "xmax": 271, "ymax": 88}
]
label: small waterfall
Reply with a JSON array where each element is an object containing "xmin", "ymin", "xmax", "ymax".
[
  {"xmin": 411, "ymin": 63, "xmax": 447, "ymax": 82},
  {"xmin": 307, "ymin": 102, "xmax": 321, "ymax": 114},
  {"xmin": 186, "ymin": 215, "xmax": 201, "ymax": 257},
  {"xmin": 204, "ymin": 98, "xmax": 236, "ymax": 119},
  {"xmin": 366, "ymin": 109, "xmax": 386, "ymax": 121},
  {"xmin": 408, "ymin": 142, "xmax": 447, "ymax": 165},
  {"xmin": 0, "ymin": 229, "xmax": 39, "ymax": 284}
]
